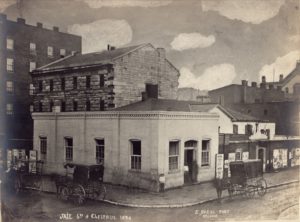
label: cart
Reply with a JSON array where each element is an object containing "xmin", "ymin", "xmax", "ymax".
[
  {"xmin": 55, "ymin": 163, "xmax": 107, "ymax": 205},
  {"xmin": 8, "ymin": 160, "xmax": 44, "ymax": 193},
  {"xmin": 228, "ymin": 159, "xmax": 267, "ymax": 198}
]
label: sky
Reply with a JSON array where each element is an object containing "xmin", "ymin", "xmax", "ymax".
[{"xmin": 1, "ymin": 0, "xmax": 300, "ymax": 90}]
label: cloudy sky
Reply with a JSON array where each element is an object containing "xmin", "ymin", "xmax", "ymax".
[{"xmin": 1, "ymin": 0, "xmax": 300, "ymax": 90}]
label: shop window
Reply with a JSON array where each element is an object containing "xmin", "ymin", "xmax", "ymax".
[
  {"xmin": 201, "ymin": 140, "xmax": 210, "ymax": 166},
  {"xmin": 65, "ymin": 137, "xmax": 73, "ymax": 161},
  {"xmin": 233, "ymin": 124, "xmax": 238, "ymax": 134},
  {"xmin": 169, "ymin": 141, "xmax": 179, "ymax": 171},
  {"xmin": 130, "ymin": 140, "xmax": 141, "ymax": 170},
  {"xmin": 95, "ymin": 139, "xmax": 104, "ymax": 164},
  {"xmin": 40, "ymin": 136, "xmax": 47, "ymax": 160}
]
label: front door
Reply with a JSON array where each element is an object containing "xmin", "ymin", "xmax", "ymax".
[{"xmin": 184, "ymin": 149, "xmax": 194, "ymax": 184}]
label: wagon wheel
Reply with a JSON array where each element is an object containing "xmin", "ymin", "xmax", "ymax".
[
  {"xmin": 245, "ymin": 185, "xmax": 256, "ymax": 198},
  {"xmin": 257, "ymin": 178, "xmax": 267, "ymax": 196},
  {"xmin": 73, "ymin": 184, "xmax": 86, "ymax": 205},
  {"xmin": 59, "ymin": 186, "xmax": 69, "ymax": 201}
]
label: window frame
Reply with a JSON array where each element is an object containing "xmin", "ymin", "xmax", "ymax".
[
  {"xmin": 6, "ymin": 81, "xmax": 14, "ymax": 93},
  {"xmin": 169, "ymin": 140, "xmax": 180, "ymax": 172},
  {"xmin": 6, "ymin": 58, "xmax": 14, "ymax": 72},
  {"xmin": 130, "ymin": 140, "xmax": 141, "ymax": 170},
  {"xmin": 95, "ymin": 138, "xmax": 105, "ymax": 164},
  {"xmin": 40, "ymin": 136, "xmax": 47, "ymax": 160},
  {"xmin": 29, "ymin": 61, "xmax": 36, "ymax": 72},
  {"xmin": 47, "ymin": 46, "xmax": 54, "ymax": 57},
  {"xmin": 233, "ymin": 124, "xmax": 238, "ymax": 134},
  {"xmin": 6, "ymin": 103, "xmax": 13, "ymax": 115},
  {"xmin": 6, "ymin": 38, "xmax": 13, "ymax": 50},
  {"xmin": 65, "ymin": 137, "xmax": 73, "ymax": 161},
  {"xmin": 30, "ymin": 42, "xmax": 36, "ymax": 54},
  {"xmin": 201, "ymin": 140, "xmax": 210, "ymax": 167}
]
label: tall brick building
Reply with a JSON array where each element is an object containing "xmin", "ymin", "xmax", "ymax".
[
  {"xmin": 0, "ymin": 14, "xmax": 82, "ymax": 154},
  {"xmin": 31, "ymin": 43, "xmax": 179, "ymax": 112}
]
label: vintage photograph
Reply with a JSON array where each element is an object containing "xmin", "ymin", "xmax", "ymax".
[{"xmin": 0, "ymin": 0, "xmax": 299, "ymax": 221}]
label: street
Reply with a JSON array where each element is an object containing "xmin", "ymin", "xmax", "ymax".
[{"xmin": 1, "ymin": 183, "xmax": 299, "ymax": 222}]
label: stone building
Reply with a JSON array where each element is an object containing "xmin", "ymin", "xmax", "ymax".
[
  {"xmin": 0, "ymin": 14, "xmax": 82, "ymax": 155},
  {"xmin": 32, "ymin": 98, "xmax": 219, "ymax": 191},
  {"xmin": 31, "ymin": 43, "xmax": 179, "ymax": 112}
]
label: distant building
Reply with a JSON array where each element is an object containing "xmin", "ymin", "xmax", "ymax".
[
  {"xmin": 177, "ymin": 87, "xmax": 210, "ymax": 103},
  {"xmin": 31, "ymin": 43, "xmax": 179, "ymax": 112},
  {"xmin": 32, "ymin": 97, "xmax": 219, "ymax": 191},
  {"xmin": 0, "ymin": 14, "xmax": 82, "ymax": 156}
]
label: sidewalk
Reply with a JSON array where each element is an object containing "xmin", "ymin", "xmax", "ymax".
[{"xmin": 103, "ymin": 167, "xmax": 300, "ymax": 208}]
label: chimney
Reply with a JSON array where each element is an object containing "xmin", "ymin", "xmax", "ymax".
[
  {"xmin": 279, "ymin": 74, "xmax": 284, "ymax": 82},
  {"xmin": 37, "ymin": 22, "xmax": 43, "ymax": 28},
  {"xmin": 145, "ymin": 83, "xmax": 158, "ymax": 99},
  {"xmin": 251, "ymin": 82, "xmax": 257, "ymax": 87},
  {"xmin": 17, "ymin": 18, "xmax": 25, "ymax": 24},
  {"xmin": 261, "ymin": 76, "xmax": 266, "ymax": 83},
  {"xmin": 260, "ymin": 76, "xmax": 266, "ymax": 89},
  {"xmin": 107, "ymin": 44, "xmax": 110, "ymax": 51},
  {"xmin": 241, "ymin": 80, "xmax": 248, "ymax": 86},
  {"xmin": 141, "ymin": 92, "xmax": 148, "ymax": 101},
  {"xmin": 157, "ymin": 48, "xmax": 166, "ymax": 58},
  {"xmin": 53, "ymin": 26, "xmax": 59, "ymax": 32}
]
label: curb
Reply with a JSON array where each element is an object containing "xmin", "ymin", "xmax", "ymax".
[{"xmin": 102, "ymin": 180, "xmax": 299, "ymax": 208}]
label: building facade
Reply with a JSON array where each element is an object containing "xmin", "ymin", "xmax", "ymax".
[
  {"xmin": 31, "ymin": 43, "xmax": 179, "ymax": 113},
  {"xmin": 0, "ymin": 14, "xmax": 82, "ymax": 156},
  {"xmin": 32, "ymin": 99, "xmax": 219, "ymax": 191}
]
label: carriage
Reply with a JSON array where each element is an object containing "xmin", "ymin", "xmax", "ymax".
[
  {"xmin": 228, "ymin": 159, "xmax": 267, "ymax": 198},
  {"xmin": 7, "ymin": 159, "xmax": 44, "ymax": 193},
  {"xmin": 55, "ymin": 163, "xmax": 107, "ymax": 205}
]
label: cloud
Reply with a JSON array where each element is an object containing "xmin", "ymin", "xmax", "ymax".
[
  {"xmin": 178, "ymin": 64, "xmax": 237, "ymax": 90},
  {"xmin": 80, "ymin": 0, "xmax": 172, "ymax": 8},
  {"xmin": 68, "ymin": 19, "xmax": 132, "ymax": 53},
  {"xmin": 0, "ymin": 0, "xmax": 16, "ymax": 12},
  {"xmin": 171, "ymin": 33, "xmax": 215, "ymax": 51},
  {"xmin": 202, "ymin": 0, "xmax": 285, "ymax": 24},
  {"xmin": 259, "ymin": 50, "xmax": 300, "ymax": 82}
]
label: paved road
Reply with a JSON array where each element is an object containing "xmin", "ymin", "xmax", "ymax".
[{"xmin": 2, "ymin": 184, "xmax": 299, "ymax": 222}]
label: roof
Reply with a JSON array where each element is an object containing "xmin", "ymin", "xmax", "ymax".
[
  {"xmin": 36, "ymin": 43, "xmax": 148, "ymax": 71},
  {"xmin": 113, "ymin": 98, "xmax": 266, "ymax": 122}
]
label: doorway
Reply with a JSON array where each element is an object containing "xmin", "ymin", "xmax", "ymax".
[
  {"xmin": 184, "ymin": 140, "xmax": 197, "ymax": 184},
  {"xmin": 257, "ymin": 147, "xmax": 266, "ymax": 172}
]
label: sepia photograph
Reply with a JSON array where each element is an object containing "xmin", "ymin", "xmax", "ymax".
[{"xmin": 0, "ymin": 0, "xmax": 299, "ymax": 221}]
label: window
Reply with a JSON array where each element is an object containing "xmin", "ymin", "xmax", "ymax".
[
  {"xmin": 6, "ymin": 81, "xmax": 13, "ymax": 92},
  {"xmin": 61, "ymin": 78, "xmax": 65, "ymax": 90},
  {"xmin": 201, "ymin": 140, "xmax": 210, "ymax": 166},
  {"xmin": 73, "ymin": 100, "xmax": 78, "ymax": 111},
  {"xmin": 50, "ymin": 79, "xmax": 54, "ymax": 92},
  {"xmin": 65, "ymin": 137, "xmax": 73, "ymax": 161},
  {"xmin": 233, "ymin": 124, "xmax": 238, "ymax": 134},
  {"xmin": 40, "ymin": 137, "xmax": 47, "ymax": 160},
  {"xmin": 169, "ymin": 141, "xmax": 179, "ymax": 171},
  {"xmin": 130, "ymin": 140, "xmax": 141, "ymax": 170},
  {"xmin": 100, "ymin": 99, "xmax": 104, "ymax": 111},
  {"xmin": 6, "ymin": 104, "xmax": 13, "ymax": 115},
  {"xmin": 95, "ymin": 139, "xmax": 104, "ymax": 164},
  {"xmin": 264, "ymin": 109, "xmax": 268, "ymax": 115},
  {"xmin": 73, "ymin": 77, "xmax": 77, "ymax": 89},
  {"xmin": 60, "ymin": 49, "xmax": 66, "ymax": 57},
  {"xmin": 86, "ymin": 76, "xmax": 91, "ymax": 89},
  {"xmin": 47, "ymin": 46, "xmax": 53, "ymax": 57},
  {"xmin": 100, "ymin": 74, "xmax": 104, "ymax": 87},
  {"xmin": 38, "ymin": 80, "xmax": 43, "ymax": 92},
  {"xmin": 235, "ymin": 149, "xmax": 242, "ymax": 161},
  {"xmin": 49, "ymin": 101, "xmax": 54, "ymax": 112},
  {"xmin": 6, "ymin": 58, "xmax": 14, "ymax": 72},
  {"xmin": 86, "ymin": 100, "xmax": 91, "ymax": 111},
  {"xmin": 30, "ymin": 105, "xmax": 34, "ymax": 112},
  {"xmin": 30, "ymin": 42, "xmax": 36, "ymax": 54},
  {"xmin": 29, "ymin": 84, "xmax": 34, "ymax": 95},
  {"xmin": 61, "ymin": 101, "xmax": 66, "ymax": 112},
  {"xmin": 245, "ymin": 124, "xmax": 253, "ymax": 135},
  {"xmin": 30, "ymin": 62, "xmax": 36, "ymax": 72},
  {"xmin": 6, "ymin": 38, "xmax": 13, "ymax": 50}
]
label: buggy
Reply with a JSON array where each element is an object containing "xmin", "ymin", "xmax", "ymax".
[
  {"xmin": 228, "ymin": 159, "xmax": 267, "ymax": 198},
  {"xmin": 55, "ymin": 163, "xmax": 106, "ymax": 205}
]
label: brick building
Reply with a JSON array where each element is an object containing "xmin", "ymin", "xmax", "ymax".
[
  {"xmin": 0, "ymin": 14, "xmax": 81, "ymax": 155},
  {"xmin": 31, "ymin": 43, "xmax": 179, "ymax": 112}
]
